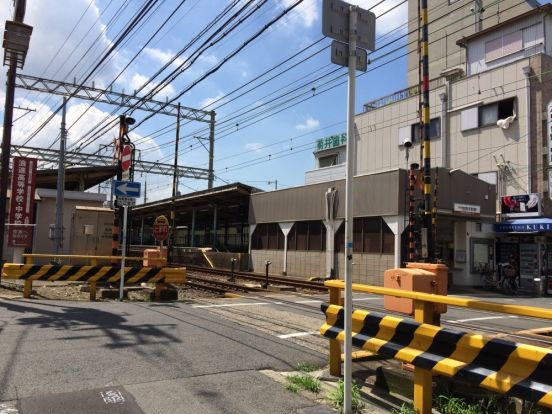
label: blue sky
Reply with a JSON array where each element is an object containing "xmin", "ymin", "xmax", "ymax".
[{"xmin": 0, "ymin": 0, "xmax": 409, "ymax": 201}]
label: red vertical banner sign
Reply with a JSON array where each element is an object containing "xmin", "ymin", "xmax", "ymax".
[{"xmin": 8, "ymin": 157, "xmax": 37, "ymax": 247}]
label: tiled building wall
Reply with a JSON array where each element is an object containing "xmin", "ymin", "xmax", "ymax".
[{"xmin": 250, "ymin": 249, "xmax": 394, "ymax": 284}]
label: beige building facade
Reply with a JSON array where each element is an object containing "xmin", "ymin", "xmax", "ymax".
[
  {"xmin": 3, "ymin": 189, "xmax": 108, "ymax": 263},
  {"xmin": 278, "ymin": 1, "xmax": 552, "ymax": 288}
]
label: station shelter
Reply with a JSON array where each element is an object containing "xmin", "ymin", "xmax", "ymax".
[{"xmin": 130, "ymin": 183, "xmax": 256, "ymax": 253}]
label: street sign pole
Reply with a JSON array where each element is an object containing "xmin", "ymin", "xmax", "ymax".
[
  {"xmin": 343, "ymin": 7, "xmax": 357, "ymax": 414},
  {"xmin": 322, "ymin": 2, "xmax": 374, "ymax": 411},
  {"xmin": 119, "ymin": 204, "xmax": 128, "ymax": 300}
]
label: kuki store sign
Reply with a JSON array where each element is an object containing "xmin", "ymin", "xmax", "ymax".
[{"xmin": 8, "ymin": 157, "xmax": 37, "ymax": 247}]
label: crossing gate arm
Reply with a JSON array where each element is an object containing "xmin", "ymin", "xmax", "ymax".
[
  {"xmin": 324, "ymin": 279, "xmax": 552, "ymax": 320},
  {"xmin": 2, "ymin": 264, "xmax": 186, "ymax": 300},
  {"xmin": 320, "ymin": 303, "xmax": 552, "ymax": 408}
]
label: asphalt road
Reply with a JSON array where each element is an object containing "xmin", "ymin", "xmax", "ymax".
[
  {"xmin": 0, "ymin": 298, "xmax": 327, "ymax": 414},
  {"xmin": 1, "ymin": 289, "xmax": 550, "ymax": 414}
]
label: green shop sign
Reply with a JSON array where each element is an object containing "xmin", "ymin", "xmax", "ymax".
[{"xmin": 315, "ymin": 133, "xmax": 347, "ymax": 152}]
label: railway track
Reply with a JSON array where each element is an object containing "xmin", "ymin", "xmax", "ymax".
[
  {"xmin": 186, "ymin": 274, "xmax": 265, "ymax": 294},
  {"xmin": 177, "ymin": 264, "xmax": 552, "ymax": 348},
  {"xmin": 181, "ymin": 264, "xmax": 328, "ymax": 291}
]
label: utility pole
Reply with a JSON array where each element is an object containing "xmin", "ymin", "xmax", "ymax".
[
  {"xmin": 268, "ymin": 180, "xmax": 278, "ymax": 190},
  {"xmin": 143, "ymin": 180, "xmax": 147, "ymax": 204},
  {"xmin": 55, "ymin": 97, "xmax": 67, "ymax": 254},
  {"xmin": 170, "ymin": 103, "xmax": 181, "ymax": 262},
  {"xmin": 0, "ymin": 0, "xmax": 31, "ymax": 266},
  {"xmin": 208, "ymin": 111, "xmax": 215, "ymax": 189}
]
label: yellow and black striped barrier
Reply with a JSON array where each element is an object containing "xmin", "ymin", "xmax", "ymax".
[
  {"xmin": 2, "ymin": 263, "xmax": 186, "ymax": 300},
  {"xmin": 320, "ymin": 303, "xmax": 552, "ymax": 409}
]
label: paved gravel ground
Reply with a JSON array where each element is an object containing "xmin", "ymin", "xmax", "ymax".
[{"xmin": 0, "ymin": 281, "xmax": 220, "ymax": 301}]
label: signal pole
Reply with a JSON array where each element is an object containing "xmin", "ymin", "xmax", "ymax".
[
  {"xmin": 55, "ymin": 97, "xmax": 67, "ymax": 254},
  {"xmin": 0, "ymin": 0, "xmax": 31, "ymax": 267}
]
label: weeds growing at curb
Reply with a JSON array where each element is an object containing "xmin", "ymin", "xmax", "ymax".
[
  {"xmin": 391, "ymin": 402, "xmax": 415, "ymax": 414},
  {"xmin": 325, "ymin": 380, "xmax": 364, "ymax": 414},
  {"xmin": 391, "ymin": 394, "xmax": 505, "ymax": 414},
  {"xmin": 285, "ymin": 373, "xmax": 321, "ymax": 394},
  {"xmin": 296, "ymin": 362, "xmax": 318, "ymax": 373}
]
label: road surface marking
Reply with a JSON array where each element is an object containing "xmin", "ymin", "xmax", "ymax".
[
  {"xmin": 278, "ymin": 331, "xmax": 318, "ymax": 339},
  {"xmin": 447, "ymin": 315, "xmax": 518, "ymax": 323},
  {"xmin": 0, "ymin": 402, "xmax": 18, "ymax": 414},
  {"xmin": 193, "ymin": 301, "xmax": 284, "ymax": 308},
  {"xmin": 295, "ymin": 300, "xmax": 322, "ymax": 304}
]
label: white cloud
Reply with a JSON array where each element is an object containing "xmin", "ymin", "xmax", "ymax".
[
  {"xmin": 296, "ymin": 117, "xmax": 320, "ymax": 131},
  {"xmin": 200, "ymin": 92, "xmax": 225, "ymax": 109},
  {"xmin": 143, "ymin": 47, "xmax": 185, "ymax": 67},
  {"xmin": 129, "ymin": 73, "xmax": 175, "ymax": 99},
  {"xmin": 349, "ymin": 0, "xmax": 408, "ymax": 36},
  {"xmin": 279, "ymin": 0, "xmax": 318, "ymax": 28},
  {"xmin": 245, "ymin": 143, "xmax": 264, "ymax": 153},
  {"xmin": 198, "ymin": 53, "xmax": 219, "ymax": 66},
  {"xmin": 5, "ymin": 99, "xmax": 163, "ymax": 164}
]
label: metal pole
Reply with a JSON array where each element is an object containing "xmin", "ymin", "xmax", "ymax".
[
  {"xmin": 140, "ymin": 216, "xmax": 144, "ymax": 245},
  {"xmin": 0, "ymin": 0, "xmax": 27, "ymax": 267},
  {"xmin": 523, "ymin": 66, "xmax": 532, "ymax": 194},
  {"xmin": 230, "ymin": 258, "xmax": 236, "ymax": 283},
  {"xmin": 119, "ymin": 204, "xmax": 128, "ymax": 300},
  {"xmin": 55, "ymin": 97, "xmax": 67, "ymax": 254},
  {"xmin": 344, "ymin": 6, "xmax": 358, "ymax": 414},
  {"xmin": 421, "ymin": 0, "xmax": 433, "ymax": 261},
  {"xmin": 409, "ymin": 163, "xmax": 419, "ymax": 261},
  {"xmin": 170, "ymin": 103, "xmax": 181, "ymax": 262},
  {"xmin": 143, "ymin": 179, "xmax": 147, "ymax": 204},
  {"xmin": 212, "ymin": 204, "xmax": 217, "ymax": 248},
  {"xmin": 264, "ymin": 260, "xmax": 271, "ymax": 289},
  {"xmin": 191, "ymin": 207, "xmax": 196, "ymax": 247},
  {"xmin": 208, "ymin": 111, "xmax": 215, "ymax": 189}
]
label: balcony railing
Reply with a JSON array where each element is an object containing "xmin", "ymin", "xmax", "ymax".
[{"xmin": 362, "ymin": 75, "xmax": 461, "ymax": 112}]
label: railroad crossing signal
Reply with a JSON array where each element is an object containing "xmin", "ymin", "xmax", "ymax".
[
  {"xmin": 121, "ymin": 145, "xmax": 132, "ymax": 171},
  {"xmin": 153, "ymin": 215, "xmax": 169, "ymax": 241},
  {"xmin": 121, "ymin": 145, "xmax": 132, "ymax": 180}
]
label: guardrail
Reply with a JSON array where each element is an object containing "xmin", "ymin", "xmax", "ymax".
[
  {"xmin": 362, "ymin": 77, "xmax": 449, "ymax": 112},
  {"xmin": 322, "ymin": 279, "xmax": 552, "ymax": 414},
  {"xmin": 2, "ymin": 263, "xmax": 185, "ymax": 301},
  {"xmin": 22, "ymin": 253, "xmax": 166, "ymax": 266}
]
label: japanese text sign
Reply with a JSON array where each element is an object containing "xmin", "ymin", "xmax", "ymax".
[{"xmin": 8, "ymin": 157, "xmax": 37, "ymax": 247}]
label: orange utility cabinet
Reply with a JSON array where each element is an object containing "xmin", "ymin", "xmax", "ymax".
[
  {"xmin": 143, "ymin": 247, "xmax": 167, "ymax": 268},
  {"xmin": 384, "ymin": 262, "xmax": 448, "ymax": 315}
]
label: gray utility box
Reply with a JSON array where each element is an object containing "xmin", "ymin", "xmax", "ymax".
[{"xmin": 69, "ymin": 206, "xmax": 114, "ymax": 265}]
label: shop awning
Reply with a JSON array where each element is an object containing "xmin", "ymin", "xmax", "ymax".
[{"xmin": 494, "ymin": 218, "xmax": 552, "ymax": 233}]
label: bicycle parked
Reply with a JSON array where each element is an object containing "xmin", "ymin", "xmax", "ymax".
[
  {"xmin": 477, "ymin": 263, "xmax": 518, "ymax": 295},
  {"xmin": 501, "ymin": 263, "xmax": 518, "ymax": 295}
]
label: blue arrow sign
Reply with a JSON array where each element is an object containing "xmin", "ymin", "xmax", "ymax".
[{"xmin": 114, "ymin": 180, "xmax": 141, "ymax": 198}]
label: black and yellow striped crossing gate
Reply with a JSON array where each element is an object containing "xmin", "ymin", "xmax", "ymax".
[
  {"xmin": 320, "ymin": 303, "xmax": 552, "ymax": 409},
  {"xmin": 2, "ymin": 263, "xmax": 186, "ymax": 300}
]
